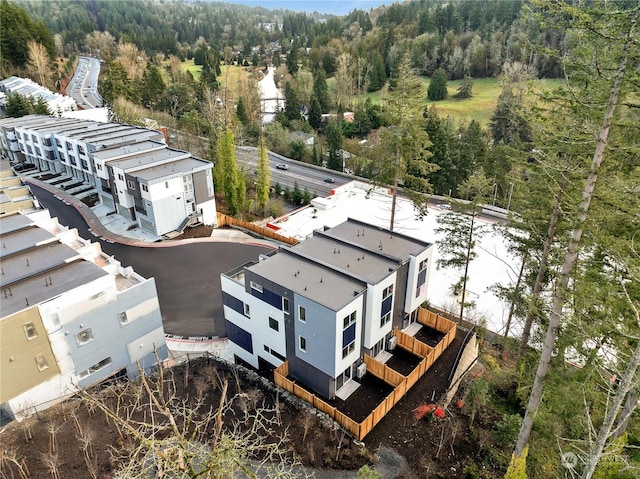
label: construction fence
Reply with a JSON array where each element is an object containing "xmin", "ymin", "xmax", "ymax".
[
  {"xmin": 273, "ymin": 307, "xmax": 457, "ymax": 440},
  {"xmin": 216, "ymin": 213, "xmax": 299, "ymax": 245}
]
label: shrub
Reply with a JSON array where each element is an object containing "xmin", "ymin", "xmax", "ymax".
[{"xmin": 493, "ymin": 413, "xmax": 523, "ymax": 447}]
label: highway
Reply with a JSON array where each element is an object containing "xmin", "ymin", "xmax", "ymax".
[
  {"xmin": 236, "ymin": 146, "xmax": 350, "ymax": 197},
  {"xmin": 66, "ymin": 56, "xmax": 103, "ymax": 108}
]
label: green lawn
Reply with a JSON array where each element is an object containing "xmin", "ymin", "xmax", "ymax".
[
  {"xmin": 328, "ymin": 76, "xmax": 565, "ymax": 128},
  {"xmin": 183, "ymin": 59, "xmax": 202, "ymax": 81}
]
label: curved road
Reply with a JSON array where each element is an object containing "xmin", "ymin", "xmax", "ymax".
[{"xmin": 31, "ymin": 184, "xmax": 272, "ymax": 338}]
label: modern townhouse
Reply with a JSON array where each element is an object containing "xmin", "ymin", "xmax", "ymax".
[
  {"xmin": 0, "ymin": 76, "xmax": 77, "ymax": 115},
  {"xmin": 0, "ymin": 210, "xmax": 168, "ymax": 422},
  {"xmin": 221, "ymin": 218, "xmax": 433, "ymax": 400},
  {"xmin": 0, "ymin": 115, "xmax": 217, "ymax": 236},
  {"xmin": 0, "ymin": 160, "xmax": 37, "ymax": 215}
]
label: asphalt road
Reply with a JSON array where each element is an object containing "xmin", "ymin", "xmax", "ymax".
[
  {"xmin": 67, "ymin": 56, "xmax": 103, "ymax": 108},
  {"xmin": 31, "ymin": 185, "xmax": 272, "ymax": 338}
]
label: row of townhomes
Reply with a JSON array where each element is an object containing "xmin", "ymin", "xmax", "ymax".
[
  {"xmin": 0, "ymin": 175, "xmax": 168, "ymax": 423},
  {"xmin": 0, "ymin": 115, "xmax": 217, "ymax": 236},
  {"xmin": 0, "ymin": 76, "xmax": 77, "ymax": 115},
  {"xmin": 221, "ymin": 217, "xmax": 433, "ymax": 400}
]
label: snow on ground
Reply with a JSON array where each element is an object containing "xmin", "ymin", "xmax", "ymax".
[
  {"xmin": 258, "ymin": 67, "xmax": 284, "ymax": 124},
  {"xmin": 270, "ymin": 181, "xmax": 522, "ymax": 336}
]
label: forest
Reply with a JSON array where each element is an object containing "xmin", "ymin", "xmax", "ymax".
[{"xmin": 1, "ymin": 0, "xmax": 639, "ymax": 478}]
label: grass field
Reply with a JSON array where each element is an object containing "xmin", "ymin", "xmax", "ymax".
[
  {"xmin": 182, "ymin": 62, "xmax": 564, "ymax": 128},
  {"xmin": 328, "ymin": 76, "xmax": 565, "ymax": 127}
]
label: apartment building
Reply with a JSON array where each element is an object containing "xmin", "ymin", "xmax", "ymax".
[
  {"xmin": 221, "ymin": 218, "xmax": 433, "ymax": 400},
  {"xmin": 0, "ymin": 210, "xmax": 168, "ymax": 422},
  {"xmin": 0, "ymin": 115, "xmax": 217, "ymax": 236},
  {"xmin": 0, "ymin": 160, "xmax": 37, "ymax": 215}
]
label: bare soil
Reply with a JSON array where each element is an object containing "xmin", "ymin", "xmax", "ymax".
[{"xmin": 0, "ymin": 329, "xmax": 510, "ymax": 478}]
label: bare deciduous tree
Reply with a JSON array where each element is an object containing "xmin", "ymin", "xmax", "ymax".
[{"xmin": 26, "ymin": 41, "xmax": 52, "ymax": 88}]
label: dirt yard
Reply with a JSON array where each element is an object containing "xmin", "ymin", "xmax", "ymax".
[{"xmin": 0, "ymin": 328, "xmax": 510, "ymax": 479}]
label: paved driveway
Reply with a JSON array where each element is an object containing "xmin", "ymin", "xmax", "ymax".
[{"xmin": 31, "ymin": 185, "xmax": 272, "ymax": 338}]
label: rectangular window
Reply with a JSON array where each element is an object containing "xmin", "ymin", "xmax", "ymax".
[
  {"xmin": 268, "ymin": 317, "xmax": 279, "ymax": 331},
  {"xmin": 250, "ymin": 281, "xmax": 263, "ymax": 293},
  {"xmin": 165, "ymin": 181, "xmax": 169, "ymax": 188},
  {"xmin": 90, "ymin": 291, "xmax": 105, "ymax": 301},
  {"xmin": 66, "ymin": 141, "xmax": 72, "ymax": 150},
  {"xmin": 127, "ymin": 180, "xmax": 135, "ymax": 189},
  {"xmin": 23, "ymin": 322, "xmax": 38, "ymax": 340},
  {"xmin": 244, "ymin": 303, "xmax": 251, "ymax": 317},
  {"xmin": 97, "ymin": 163, "xmax": 103, "ymax": 170},
  {"xmin": 299, "ymin": 305, "xmax": 306, "ymax": 322},
  {"xmin": 383, "ymin": 284, "xmax": 394, "ymax": 299},
  {"xmin": 342, "ymin": 341, "xmax": 355, "ymax": 359},
  {"xmin": 380, "ymin": 312, "xmax": 391, "ymax": 328},
  {"xmin": 35, "ymin": 354, "xmax": 49, "ymax": 372},
  {"xmin": 299, "ymin": 336, "xmax": 306, "ymax": 352},
  {"xmin": 419, "ymin": 259, "xmax": 428, "ymax": 271},
  {"xmin": 282, "ymin": 297, "xmax": 289, "ymax": 314},
  {"xmin": 78, "ymin": 357, "xmax": 112, "ymax": 378},
  {"xmin": 76, "ymin": 328, "xmax": 94, "ymax": 346},
  {"xmin": 118, "ymin": 311, "xmax": 128, "ymax": 324},
  {"xmin": 142, "ymin": 184, "xmax": 148, "ymax": 192},
  {"xmin": 343, "ymin": 311, "xmax": 356, "ymax": 329},
  {"xmin": 118, "ymin": 173, "xmax": 124, "ymax": 181}
]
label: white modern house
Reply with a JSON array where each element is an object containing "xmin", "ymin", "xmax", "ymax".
[
  {"xmin": 0, "ymin": 210, "xmax": 168, "ymax": 422},
  {"xmin": 221, "ymin": 218, "xmax": 433, "ymax": 400},
  {"xmin": 0, "ymin": 76, "xmax": 77, "ymax": 115},
  {"xmin": 0, "ymin": 115, "xmax": 217, "ymax": 236}
]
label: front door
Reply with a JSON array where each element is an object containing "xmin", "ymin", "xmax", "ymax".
[{"xmin": 336, "ymin": 365, "xmax": 352, "ymax": 390}]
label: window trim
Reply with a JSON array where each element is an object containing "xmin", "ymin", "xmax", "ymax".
[
  {"xmin": 299, "ymin": 305, "xmax": 306, "ymax": 322},
  {"xmin": 75, "ymin": 328, "xmax": 94, "ymax": 346},
  {"xmin": 299, "ymin": 336, "xmax": 306, "ymax": 352},
  {"xmin": 268, "ymin": 317, "xmax": 279, "ymax": 332},
  {"xmin": 282, "ymin": 297, "xmax": 290, "ymax": 314},
  {"xmin": 250, "ymin": 281, "xmax": 263, "ymax": 293},
  {"xmin": 343, "ymin": 311, "xmax": 356, "ymax": 329},
  {"xmin": 342, "ymin": 341, "xmax": 355, "ymax": 359},
  {"xmin": 35, "ymin": 354, "xmax": 49, "ymax": 372},
  {"xmin": 243, "ymin": 303, "xmax": 251, "ymax": 317},
  {"xmin": 380, "ymin": 311, "xmax": 392, "ymax": 328},
  {"xmin": 23, "ymin": 322, "xmax": 38, "ymax": 340}
]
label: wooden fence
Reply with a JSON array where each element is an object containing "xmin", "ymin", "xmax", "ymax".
[
  {"xmin": 216, "ymin": 213, "xmax": 298, "ymax": 245},
  {"xmin": 272, "ymin": 308, "xmax": 457, "ymax": 440}
]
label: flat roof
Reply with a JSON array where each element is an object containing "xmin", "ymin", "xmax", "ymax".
[
  {"xmin": 322, "ymin": 218, "xmax": 431, "ymax": 262},
  {"xmin": 1, "ymin": 241, "xmax": 80, "ymax": 285},
  {"xmin": 0, "ymin": 225, "xmax": 55, "ymax": 258},
  {"xmin": 106, "ymin": 147, "xmax": 189, "ymax": 171},
  {"xmin": 248, "ymin": 250, "xmax": 365, "ymax": 311},
  {"xmin": 92, "ymin": 140, "xmax": 166, "ymax": 161},
  {"xmin": 134, "ymin": 157, "xmax": 210, "ymax": 181},
  {"xmin": 0, "ymin": 213, "xmax": 36, "ymax": 235},
  {"xmin": 89, "ymin": 130, "xmax": 160, "ymax": 148},
  {"xmin": 0, "ymin": 115, "xmax": 62, "ymax": 129},
  {"xmin": 1, "ymin": 259, "xmax": 107, "ymax": 317},
  {"xmin": 292, "ymin": 234, "xmax": 399, "ymax": 284}
]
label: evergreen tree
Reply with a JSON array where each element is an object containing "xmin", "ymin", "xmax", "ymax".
[
  {"xmin": 368, "ymin": 51, "xmax": 387, "ymax": 92},
  {"xmin": 214, "ymin": 129, "xmax": 244, "ymax": 216},
  {"xmin": 324, "ymin": 120, "xmax": 343, "ymax": 171},
  {"xmin": 308, "ymin": 95, "xmax": 322, "ymax": 130},
  {"xmin": 427, "ymin": 67, "xmax": 448, "ymax": 101},
  {"xmin": 312, "ymin": 69, "xmax": 331, "ymax": 113},
  {"xmin": 236, "ymin": 97, "xmax": 249, "ymax": 126},
  {"xmin": 140, "ymin": 63, "xmax": 166, "ymax": 109},
  {"xmin": 455, "ymin": 75, "xmax": 473, "ymax": 99},
  {"xmin": 286, "ymin": 39, "xmax": 299, "ymax": 74},
  {"xmin": 378, "ymin": 52, "xmax": 436, "ymax": 230},
  {"xmin": 489, "ymin": 87, "xmax": 531, "ymax": 146},
  {"xmin": 284, "ymin": 81, "xmax": 301, "ymax": 123},
  {"xmin": 256, "ymin": 134, "xmax": 271, "ymax": 211}
]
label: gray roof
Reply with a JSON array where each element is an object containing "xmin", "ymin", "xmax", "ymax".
[
  {"xmin": 105, "ymin": 147, "xmax": 189, "ymax": 172},
  {"xmin": 0, "ymin": 215, "xmax": 108, "ymax": 317},
  {"xmin": 134, "ymin": 157, "xmax": 211, "ymax": 182},
  {"xmin": 292, "ymin": 234, "xmax": 399, "ymax": 284},
  {"xmin": 1, "ymin": 259, "xmax": 107, "ymax": 317},
  {"xmin": 91, "ymin": 140, "xmax": 166, "ymax": 161},
  {"xmin": 248, "ymin": 250, "xmax": 365, "ymax": 311},
  {"xmin": 321, "ymin": 218, "xmax": 431, "ymax": 263}
]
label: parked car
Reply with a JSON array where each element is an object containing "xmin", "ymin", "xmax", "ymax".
[
  {"xmin": 276, "ymin": 163, "xmax": 289, "ymax": 170},
  {"xmin": 324, "ymin": 177, "xmax": 336, "ymax": 183}
]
